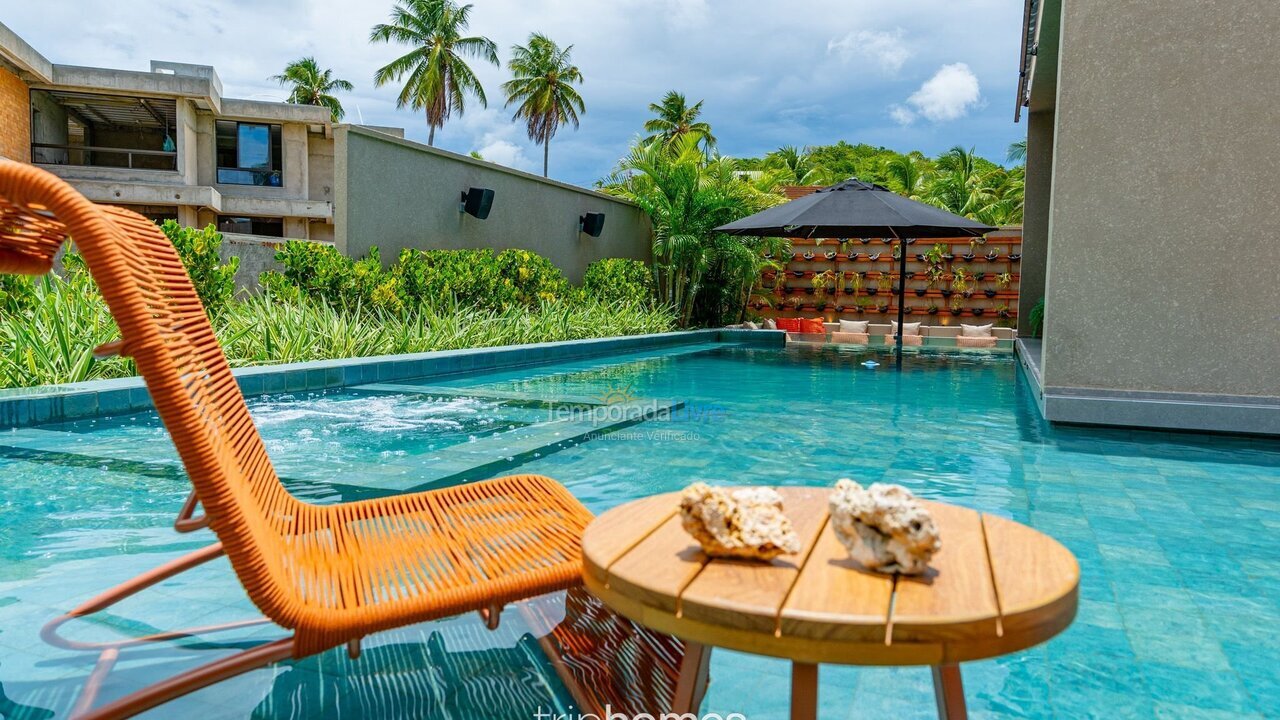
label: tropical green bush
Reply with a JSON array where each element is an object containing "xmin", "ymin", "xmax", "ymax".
[
  {"xmin": 0, "ymin": 264, "xmax": 128, "ymax": 387},
  {"xmin": 160, "ymin": 221, "xmax": 239, "ymax": 315},
  {"xmin": 268, "ymin": 243, "xmax": 582, "ymax": 313},
  {"xmin": 582, "ymin": 258, "xmax": 653, "ymax": 306}
]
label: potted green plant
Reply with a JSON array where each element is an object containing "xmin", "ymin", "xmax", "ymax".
[{"xmin": 927, "ymin": 302, "xmax": 939, "ymax": 315}]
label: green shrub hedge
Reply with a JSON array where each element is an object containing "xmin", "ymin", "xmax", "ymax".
[{"xmin": 263, "ymin": 242, "xmax": 653, "ymax": 314}]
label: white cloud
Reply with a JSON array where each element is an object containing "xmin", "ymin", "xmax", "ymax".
[
  {"xmin": 476, "ymin": 140, "xmax": 532, "ymax": 170},
  {"xmin": 827, "ymin": 29, "xmax": 911, "ymax": 74},
  {"xmin": 904, "ymin": 63, "xmax": 983, "ymax": 122},
  {"xmin": 2, "ymin": 1, "xmax": 1023, "ymax": 184},
  {"xmin": 888, "ymin": 104, "xmax": 916, "ymax": 126}
]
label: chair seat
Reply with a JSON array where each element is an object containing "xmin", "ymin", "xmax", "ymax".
[{"xmin": 278, "ymin": 473, "xmax": 593, "ymax": 656}]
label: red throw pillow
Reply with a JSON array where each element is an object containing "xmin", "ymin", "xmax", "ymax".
[
  {"xmin": 800, "ymin": 317, "xmax": 826, "ymax": 334},
  {"xmin": 775, "ymin": 317, "xmax": 801, "ymax": 332}
]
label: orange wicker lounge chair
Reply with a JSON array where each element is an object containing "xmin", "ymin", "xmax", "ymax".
[{"xmin": 0, "ymin": 161, "xmax": 599, "ymax": 719}]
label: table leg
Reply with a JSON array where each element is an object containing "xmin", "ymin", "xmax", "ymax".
[
  {"xmin": 932, "ymin": 663, "xmax": 967, "ymax": 720},
  {"xmin": 791, "ymin": 662, "xmax": 818, "ymax": 720},
  {"xmin": 672, "ymin": 641, "xmax": 712, "ymax": 714}
]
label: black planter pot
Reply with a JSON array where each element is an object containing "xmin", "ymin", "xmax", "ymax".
[
  {"xmin": 792, "ymin": 270, "xmax": 804, "ymax": 278},
  {"xmin": 985, "ymin": 289, "xmax": 997, "ymax": 298},
  {"xmin": 1009, "ymin": 254, "xmax": 1022, "ymax": 262},
  {"xmin": 859, "ymin": 237, "xmax": 871, "ymax": 244},
  {"xmin": 877, "ymin": 305, "xmax": 890, "ymax": 314},
  {"xmin": 803, "ymin": 253, "xmax": 815, "ymax": 261},
  {"xmin": 892, "ymin": 284, "xmax": 902, "ymax": 294},
  {"xmin": 866, "ymin": 288, "xmax": 879, "ymax": 296},
  {"xmin": 881, "ymin": 238, "xmax": 893, "ymax": 244},
  {"xmin": 927, "ymin": 308, "xmax": 939, "ymax": 315},
  {"xmin": 825, "ymin": 251, "xmax": 837, "ymax": 260},
  {"xmin": 940, "ymin": 289, "xmax": 954, "ymax": 298},
  {"xmin": 963, "ymin": 291, "xmax": 974, "ymax": 299},
  {"xmin": 999, "ymin": 310, "xmax": 1011, "ymax": 318},
  {"xmin": 974, "ymin": 272, "xmax": 986, "ymax": 281},
  {"xmin": 943, "ymin": 254, "xmax": 955, "ymax": 261},
  {"xmin": 805, "ymin": 288, "xmax": 815, "ymax": 295},
  {"xmin": 855, "ymin": 306, "xmax": 865, "ymax": 314},
  {"xmin": 868, "ymin": 253, "xmax": 881, "ymax": 261},
  {"xmin": 915, "ymin": 253, "xmax": 926, "ymax": 261},
  {"xmin": 962, "ymin": 253, "xmax": 976, "ymax": 261},
  {"xmin": 972, "ymin": 308, "xmax": 986, "ymax": 317},
  {"xmin": 843, "ymin": 287, "xmax": 855, "ymax": 295},
  {"xmin": 914, "ymin": 288, "xmax": 927, "ymax": 297},
  {"xmin": 847, "ymin": 252, "xmax": 860, "ymax": 261},
  {"xmin": 950, "ymin": 308, "xmax": 963, "ymax": 316},
  {"xmin": 985, "ymin": 253, "xmax": 999, "ymax": 261},
  {"xmin": 906, "ymin": 238, "xmax": 917, "ymax": 245}
]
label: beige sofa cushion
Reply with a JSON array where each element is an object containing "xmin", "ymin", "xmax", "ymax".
[
  {"xmin": 961, "ymin": 323, "xmax": 994, "ymax": 338},
  {"xmin": 830, "ymin": 332, "xmax": 869, "ymax": 345},
  {"xmin": 838, "ymin": 319, "xmax": 869, "ymax": 333},
  {"xmin": 956, "ymin": 335, "xmax": 998, "ymax": 348},
  {"xmin": 763, "ymin": 318, "xmax": 777, "ymax": 329},
  {"xmin": 891, "ymin": 321, "xmax": 922, "ymax": 336}
]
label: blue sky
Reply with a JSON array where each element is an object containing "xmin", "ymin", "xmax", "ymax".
[{"xmin": 5, "ymin": 0, "xmax": 1026, "ymax": 187}]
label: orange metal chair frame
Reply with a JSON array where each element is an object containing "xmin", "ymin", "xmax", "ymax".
[{"xmin": 0, "ymin": 161, "xmax": 596, "ymax": 719}]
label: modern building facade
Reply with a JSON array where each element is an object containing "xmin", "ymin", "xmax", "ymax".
[
  {"xmin": 1, "ymin": 21, "xmax": 334, "ymax": 245},
  {"xmin": 0, "ymin": 22, "xmax": 649, "ymax": 284},
  {"xmin": 1015, "ymin": 0, "xmax": 1279, "ymax": 435}
]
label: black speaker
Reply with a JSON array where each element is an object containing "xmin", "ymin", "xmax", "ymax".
[
  {"xmin": 460, "ymin": 188, "xmax": 494, "ymax": 219},
  {"xmin": 580, "ymin": 212, "xmax": 606, "ymax": 237}
]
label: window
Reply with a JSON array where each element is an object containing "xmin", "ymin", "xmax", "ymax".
[
  {"xmin": 215, "ymin": 121, "xmax": 282, "ymax": 186},
  {"xmin": 216, "ymin": 216, "xmax": 284, "ymax": 238}
]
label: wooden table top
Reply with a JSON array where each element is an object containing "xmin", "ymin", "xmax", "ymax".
[{"xmin": 581, "ymin": 487, "xmax": 1078, "ymax": 666}]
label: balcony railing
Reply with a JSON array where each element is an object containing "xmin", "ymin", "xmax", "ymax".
[{"xmin": 31, "ymin": 143, "xmax": 177, "ymax": 172}]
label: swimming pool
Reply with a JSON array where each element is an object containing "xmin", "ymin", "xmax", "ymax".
[{"xmin": 1, "ymin": 342, "xmax": 1277, "ymax": 719}]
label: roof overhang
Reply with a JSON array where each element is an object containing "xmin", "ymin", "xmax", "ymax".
[
  {"xmin": 1014, "ymin": 0, "xmax": 1062, "ymax": 121},
  {"xmin": 0, "ymin": 20, "xmax": 53, "ymax": 82}
]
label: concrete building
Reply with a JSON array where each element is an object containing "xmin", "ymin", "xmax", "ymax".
[
  {"xmin": 1, "ymin": 21, "xmax": 334, "ymax": 249},
  {"xmin": 1014, "ymin": 0, "xmax": 1279, "ymax": 435},
  {"xmin": 0, "ymin": 22, "xmax": 649, "ymax": 285}
]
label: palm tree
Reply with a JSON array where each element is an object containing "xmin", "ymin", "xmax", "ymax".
[
  {"xmin": 763, "ymin": 145, "xmax": 828, "ymax": 186},
  {"xmin": 885, "ymin": 154, "xmax": 926, "ymax": 199},
  {"xmin": 643, "ymin": 91, "xmax": 716, "ymax": 153},
  {"xmin": 1007, "ymin": 139, "xmax": 1027, "ymax": 164},
  {"xmin": 270, "ymin": 57, "xmax": 353, "ymax": 121},
  {"xmin": 601, "ymin": 135, "xmax": 782, "ymax": 326},
  {"xmin": 502, "ymin": 33, "xmax": 585, "ymax": 177},
  {"xmin": 370, "ymin": 0, "xmax": 498, "ymax": 146}
]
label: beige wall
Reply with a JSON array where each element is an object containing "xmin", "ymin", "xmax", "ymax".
[
  {"xmin": 1041, "ymin": 0, "xmax": 1280, "ymax": 397},
  {"xmin": 335, "ymin": 126, "xmax": 650, "ymax": 282},
  {"xmin": 1016, "ymin": 110, "xmax": 1053, "ymax": 331}
]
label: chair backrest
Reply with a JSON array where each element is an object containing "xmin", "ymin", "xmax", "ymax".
[{"xmin": 0, "ymin": 161, "xmax": 302, "ymax": 625}]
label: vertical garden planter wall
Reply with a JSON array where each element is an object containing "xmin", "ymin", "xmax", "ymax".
[{"xmin": 749, "ymin": 227, "xmax": 1023, "ymax": 328}]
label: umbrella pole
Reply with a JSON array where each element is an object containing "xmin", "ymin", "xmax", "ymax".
[{"xmin": 894, "ymin": 233, "xmax": 907, "ymax": 369}]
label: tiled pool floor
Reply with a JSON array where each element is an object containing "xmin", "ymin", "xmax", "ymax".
[{"xmin": 1, "ymin": 343, "xmax": 1278, "ymax": 719}]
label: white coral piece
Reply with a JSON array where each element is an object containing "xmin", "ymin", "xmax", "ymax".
[
  {"xmin": 828, "ymin": 479, "xmax": 941, "ymax": 575},
  {"xmin": 679, "ymin": 483, "xmax": 801, "ymax": 561}
]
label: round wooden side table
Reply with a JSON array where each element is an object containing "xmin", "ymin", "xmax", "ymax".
[{"xmin": 581, "ymin": 487, "xmax": 1078, "ymax": 720}]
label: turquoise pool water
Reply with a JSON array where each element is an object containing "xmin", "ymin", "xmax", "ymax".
[{"xmin": 1, "ymin": 342, "xmax": 1277, "ymax": 719}]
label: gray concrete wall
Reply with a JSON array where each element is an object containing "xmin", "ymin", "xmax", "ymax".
[
  {"xmin": 216, "ymin": 232, "xmax": 293, "ymax": 294},
  {"xmin": 334, "ymin": 125, "xmax": 650, "ymax": 282},
  {"xmin": 1016, "ymin": 109, "xmax": 1054, "ymax": 334},
  {"xmin": 1042, "ymin": 0, "xmax": 1280, "ymax": 398}
]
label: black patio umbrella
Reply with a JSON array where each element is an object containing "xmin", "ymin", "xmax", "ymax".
[{"xmin": 716, "ymin": 178, "xmax": 995, "ymax": 366}]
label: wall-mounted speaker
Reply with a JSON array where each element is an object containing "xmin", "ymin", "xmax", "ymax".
[
  {"xmin": 460, "ymin": 188, "xmax": 495, "ymax": 219},
  {"xmin": 580, "ymin": 212, "xmax": 606, "ymax": 237}
]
